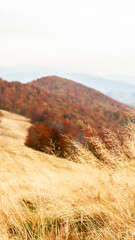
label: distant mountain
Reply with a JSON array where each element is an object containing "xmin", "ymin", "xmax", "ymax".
[
  {"xmin": 65, "ymin": 74, "xmax": 135, "ymax": 105},
  {"xmin": 0, "ymin": 76, "xmax": 131, "ymax": 156},
  {"xmin": 1, "ymin": 66, "xmax": 135, "ymax": 105},
  {"xmin": 0, "ymin": 66, "xmax": 49, "ymax": 83},
  {"xmin": 107, "ymin": 92, "xmax": 135, "ymax": 105},
  {"xmin": 65, "ymin": 74, "xmax": 135, "ymax": 93},
  {"xmin": 30, "ymin": 76, "xmax": 129, "ymax": 113}
]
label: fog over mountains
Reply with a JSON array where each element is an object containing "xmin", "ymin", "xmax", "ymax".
[
  {"xmin": 0, "ymin": 66, "xmax": 135, "ymax": 106},
  {"xmin": 65, "ymin": 74, "xmax": 135, "ymax": 106},
  {"xmin": 65, "ymin": 74, "xmax": 135, "ymax": 93}
]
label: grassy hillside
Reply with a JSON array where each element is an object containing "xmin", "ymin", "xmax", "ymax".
[
  {"xmin": 0, "ymin": 76, "xmax": 131, "ymax": 157},
  {"xmin": 0, "ymin": 110, "xmax": 135, "ymax": 239}
]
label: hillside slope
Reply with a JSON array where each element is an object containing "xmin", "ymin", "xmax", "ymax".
[
  {"xmin": 30, "ymin": 76, "xmax": 129, "ymax": 110},
  {"xmin": 0, "ymin": 110, "xmax": 74, "ymax": 172},
  {"xmin": 0, "ymin": 76, "xmax": 131, "ymax": 156},
  {"xmin": 0, "ymin": 110, "xmax": 135, "ymax": 239},
  {"xmin": 65, "ymin": 73, "xmax": 135, "ymax": 105}
]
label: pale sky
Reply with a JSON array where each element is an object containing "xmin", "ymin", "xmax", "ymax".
[{"xmin": 0, "ymin": 0, "xmax": 135, "ymax": 81}]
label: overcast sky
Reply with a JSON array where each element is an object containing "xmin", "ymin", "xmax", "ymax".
[{"xmin": 0, "ymin": 0, "xmax": 135, "ymax": 82}]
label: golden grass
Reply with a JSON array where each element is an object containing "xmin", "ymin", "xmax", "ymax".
[{"xmin": 0, "ymin": 110, "xmax": 135, "ymax": 239}]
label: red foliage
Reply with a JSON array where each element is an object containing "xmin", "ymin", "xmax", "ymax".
[{"xmin": 0, "ymin": 76, "xmax": 131, "ymax": 156}]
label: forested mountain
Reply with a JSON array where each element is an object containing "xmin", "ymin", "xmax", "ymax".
[
  {"xmin": 1, "ymin": 66, "xmax": 135, "ymax": 105},
  {"xmin": 0, "ymin": 76, "xmax": 131, "ymax": 156},
  {"xmin": 30, "ymin": 76, "xmax": 130, "ymax": 113}
]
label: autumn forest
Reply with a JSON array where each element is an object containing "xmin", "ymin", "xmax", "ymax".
[{"xmin": 0, "ymin": 76, "xmax": 132, "ymax": 157}]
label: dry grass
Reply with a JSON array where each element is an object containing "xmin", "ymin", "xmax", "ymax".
[{"xmin": 0, "ymin": 110, "xmax": 135, "ymax": 239}]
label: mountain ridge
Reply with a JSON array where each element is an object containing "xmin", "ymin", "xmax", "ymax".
[
  {"xmin": 64, "ymin": 73, "xmax": 135, "ymax": 105},
  {"xmin": 29, "ymin": 75, "xmax": 130, "ymax": 108},
  {"xmin": 1, "ymin": 66, "xmax": 135, "ymax": 104}
]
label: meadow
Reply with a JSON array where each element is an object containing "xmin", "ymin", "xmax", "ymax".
[{"xmin": 0, "ymin": 110, "xmax": 135, "ymax": 239}]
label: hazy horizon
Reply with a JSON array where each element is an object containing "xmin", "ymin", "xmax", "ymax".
[
  {"xmin": 1, "ymin": 65, "xmax": 135, "ymax": 86},
  {"xmin": 1, "ymin": 0, "xmax": 135, "ymax": 83}
]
